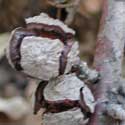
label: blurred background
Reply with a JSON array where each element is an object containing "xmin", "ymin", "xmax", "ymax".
[{"xmin": 0, "ymin": 0, "xmax": 103, "ymax": 125}]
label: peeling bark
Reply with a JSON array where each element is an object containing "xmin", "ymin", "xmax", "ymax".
[{"xmin": 88, "ymin": 0, "xmax": 125, "ymax": 125}]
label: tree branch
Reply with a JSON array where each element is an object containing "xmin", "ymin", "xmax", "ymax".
[{"xmin": 88, "ymin": 0, "xmax": 125, "ymax": 125}]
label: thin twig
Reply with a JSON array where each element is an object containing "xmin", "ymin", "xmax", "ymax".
[
  {"xmin": 46, "ymin": 0, "xmax": 80, "ymax": 8},
  {"xmin": 56, "ymin": 8, "xmax": 62, "ymax": 19}
]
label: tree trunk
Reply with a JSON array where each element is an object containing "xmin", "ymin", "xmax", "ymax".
[{"xmin": 88, "ymin": 0, "xmax": 125, "ymax": 125}]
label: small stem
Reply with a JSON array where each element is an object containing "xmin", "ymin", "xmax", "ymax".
[
  {"xmin": 57, "ymin": 8, "xmax": 62, "ymax": 19},
  {"xmin": 46, "ymin": 0, "xmax": 80, "ymax": 8}
]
